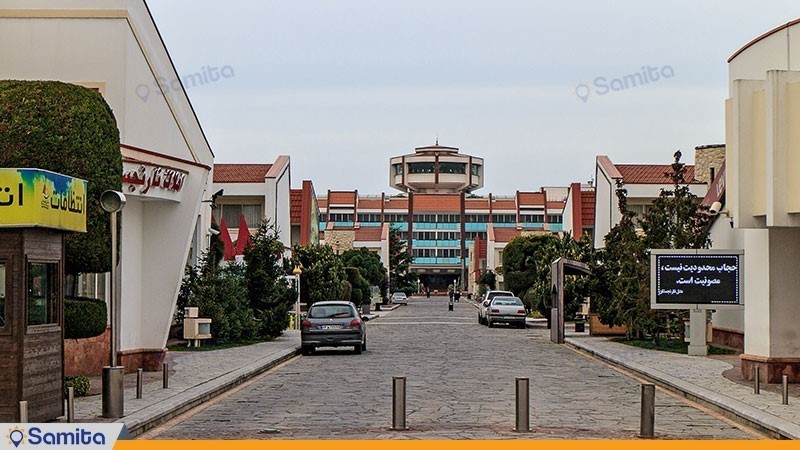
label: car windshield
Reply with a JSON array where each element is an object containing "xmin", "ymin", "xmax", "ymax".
[
  {"xmin": 493, "ymin": 298, "xmax": 523, "ymax": 306},
  {"xmin": 308, "ymin": 305, "xmax": 354, "ymax": 319}
]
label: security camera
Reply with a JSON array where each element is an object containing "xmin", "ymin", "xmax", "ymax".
[
  {"xmin": 208, "ymin": 228, "xmax": 220, "ymax": 236},
  {"xmin": 709, "ymin": 201, "xmax": 723, "ymax": 216}
]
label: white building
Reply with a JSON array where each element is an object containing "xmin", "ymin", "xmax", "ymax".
[
  {"xmin": 593, "ymin": 154, "xmax": 710, "ymax": 248},
  {"xmin": 722, "ymin": 18, "xmax": 800, "ymax": 382},
  {"xmin": 0, "ymin": 1, "xmax": 214, "ymax": 371}
]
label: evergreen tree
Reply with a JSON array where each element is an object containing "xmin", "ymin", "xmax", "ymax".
[
  {"xmin": 292, "ymin": 244, "xmax": 345, "ymax": 305},
  {"xmin": 388, "ymin": 226, "xmax": 417, "ymax": 294}
]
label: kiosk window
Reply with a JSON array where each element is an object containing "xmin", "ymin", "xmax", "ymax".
[
  {"xmin": 28, "ymin": 263, "xmax": 56, "ymax": 325},
  {"xmin": 0, "ymin": 263, "xmax": 5, "ymax": 328}
]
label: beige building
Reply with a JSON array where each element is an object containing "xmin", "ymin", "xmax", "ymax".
[{"xmin": 723, "ymin": 18, "xmax": 800, "ymax": 382}]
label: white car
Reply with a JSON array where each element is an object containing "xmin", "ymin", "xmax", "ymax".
[
  {"xmin": 477, "ymin": 290, "xmax": 514, "ymax": 325},
  {"xmin": 391, "ymin": 292, "xmax": 408, "ymax": 305}
]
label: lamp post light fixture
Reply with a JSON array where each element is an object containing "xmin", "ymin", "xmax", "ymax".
[
  {"xmin": 293, "ymin": 265, "xmax": 303, "ymax": 330},
  {"xmin": 99, "ymin": 190, "xmax": 126, "ymax": 418}
]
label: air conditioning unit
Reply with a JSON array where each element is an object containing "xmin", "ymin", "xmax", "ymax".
[
  {"xmin": 184, "ymin": 316, "xmax": 212, "ymax": 347},
  {"xmin": 184, "ymin": 307, "xmax": 199, "ymax": 318}
]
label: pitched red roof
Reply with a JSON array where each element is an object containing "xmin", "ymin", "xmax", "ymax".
[
  {"xmin": 492, "ymin": 227, "xmax": 522, "ymax": 243},
  {"xmin": 546, "ymin": 201, "xmax": 565, "ymax": 209},
  {"xmin": 354, "ymin": 226, "xmax": 384, "ymax": 241},
  {"xmin": 290, "ymin": 189, "xmax": 303, "ymax": 224},
  {"xmin": 213, "ymin": 164, "xmax": 272, "ymax": 183},
  {"xmin": 615, "ymin": 164, "xmax": 700, "ymax": 185}
]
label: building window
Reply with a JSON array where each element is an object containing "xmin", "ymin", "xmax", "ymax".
[
  {"xmin": 28, "ymin": 262, "xmax": 57, "ymax": 326},
  {"xmin": 319, "ymin": 213, "xmax": 327, "ymax": 222},
  {"xmin": 439, "ymin": 162, "xmax": 466, "ymax": 174},
  {"xmin": 466, "ymin": 214, "xmax": 489, "ymax": 223},
  {"xmin": 492, "ymin": 214, "xmax": 516, "ymax": 223},
  {"xmin": 471, "ymin": 164, "xmax": 480, "ymax": 176},
  {"xmin": 394, "ymin": 164, "xmax": 403, "ymax": 175},
  {"xmin": 220, "ymin": 204, "xmax": 262, "ymax": 228},
  {"xmin": 0, "ymin": 263, "xmax": 5, "ymax": 328},
  {"xmin": 547, "ymin": 214, "xmax": 563, "ymax": 224},
  {"xmin": 385, "ymin": 214, "xmax": 408, "ymax": 223},
  {"xmin": 408, "ymin": 162, "xmax": 435, "ymax": 174},
  {"xmin": 357, "ymin": 213, "xmax": 381, "ymax": 223},
  {"xmin": 520, "ymin": 214, "xmax": 544, "ymax": 223},
  {"xmin": 329, "ymin": 213, "xmax": 354, "ymax": 222}
]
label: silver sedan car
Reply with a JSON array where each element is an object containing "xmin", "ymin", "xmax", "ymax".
[
  {"xmin": 301, "ymin": 301, "xmax": 366, "ymax": 355},
  {"xmin": 486, "ymin": 296, "xmax": 527, "ymax": 328}
]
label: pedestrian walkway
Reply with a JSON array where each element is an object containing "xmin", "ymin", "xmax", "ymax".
[
  {"xmin": 566, "ymin": 333, "xmax": 800, "ymax": 439},
  {"xmin": 68, "ymin": 331, "xmax": 301, "ymax": 437}
]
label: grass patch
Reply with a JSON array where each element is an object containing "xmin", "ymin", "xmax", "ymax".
[
  {"xmin": 168, "ymin": 339, "xmax": 265, "ymax": 352},
  {"xmin": 612, "ymin": 337, "xmax": 737, "ymax": 355}
]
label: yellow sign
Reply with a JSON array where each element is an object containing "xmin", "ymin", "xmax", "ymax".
[{"xmin": 0, "ymin": 168, "xmax": 87, "ymax": 232}]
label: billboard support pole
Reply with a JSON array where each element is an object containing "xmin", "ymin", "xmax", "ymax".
[{"xmin": 687, "ymin": 308, "xmax": 708, "ymax": 356}]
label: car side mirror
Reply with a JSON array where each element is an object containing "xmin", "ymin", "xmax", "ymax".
[
  {"xmin": 483, "ymin": 300, "xmax": 490, "ymax": 307},
  {"xmin": 361, "ymin": 315, "xmax": 369, "ymax": 322}
]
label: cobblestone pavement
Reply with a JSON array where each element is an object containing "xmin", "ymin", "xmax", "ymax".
[{"xmin": 151, "ymin": 297, "xmax": 755, "ymax": 440}]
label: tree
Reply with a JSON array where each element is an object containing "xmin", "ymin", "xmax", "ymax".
[
  {"xmin": 388, "ymin": 226, "xmax": 417, "ymax": 294},
  {"xmin": 343, "ymin": 267, "xmax": 371, "ymax": 306},
  {"xmin": 292, "ymin": 244, "xmax": 345, "ymax": 305},
  {"xmin": 591, "ymin": 151, "xmax": 711, "ymax": 339},
  {"xmin": 0, "ymin": 80, "xmax": 121, "ymax": 274},
  {"xmin": 244, "ymin": 221, "xmax": 296, "ymax": 338},
  {"xmin": 340, "ymin": 247, "xmax": 388, "ymax": 301}
]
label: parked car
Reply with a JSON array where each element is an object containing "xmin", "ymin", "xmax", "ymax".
[
  {"xmin": 478, "ymin": 290, "xmax": 515, "ymax": 325},
  {"xmin": 300, "ymin": 301, "xmax": 366, "ymax": 355},
  {"xmin": 391, "ymin": 292, "xmax": 408, "ymax": 305},
  {"xmin": 486, "ymin": 296, "xmax": 527, "ymax": 328}
]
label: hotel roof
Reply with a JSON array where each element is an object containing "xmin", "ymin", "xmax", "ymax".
[
  {"xmin": 213, "ymin": 164, "xmax": 272, "ymax": 183},
  {"xmin": 290, "ymin": 189, "xmax": 302, "ymax": 224}
]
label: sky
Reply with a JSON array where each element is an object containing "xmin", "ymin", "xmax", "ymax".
[{"xmin": 146, "ymin": 1, "xmax": 800, "ymax": 195}]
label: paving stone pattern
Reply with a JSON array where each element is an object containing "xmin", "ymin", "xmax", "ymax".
[{"xmin": 153, "ymin": 297, "xmax": 752, "ymax": 440}]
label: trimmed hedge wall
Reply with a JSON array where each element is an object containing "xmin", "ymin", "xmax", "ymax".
[
  {"xmin": 0, "ymin": 80, "xmax": 121, "ymax": 274},
  {"xmin": 65, "ymin": 296, "xmax": 107, "ymax": 339}
]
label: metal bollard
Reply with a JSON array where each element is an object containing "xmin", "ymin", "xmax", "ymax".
[
  {"xmin": 514, "ymin": 377, "xmax": 531, "ymax": 432},
  {"xmin": 783, "ymin": 374, "xmax": 789, "ymax": 405},
  {"xmin": 102, "ymin": 366, "xmax": 124, "ymax": 418},
  {"xmin": 639, "ymin": 383, "xmax": 655, "ymax": 439},
  {"xmin": 136, "ymin": 368, "xmax": 143, "ymax": 399},
  {"xmin": 66, "ymin": 387, "xmax": 75, "ymax": 423},
  {"xmin": 163, "ymin": 363, "xmax": 169, "ymax": 389},
  {"xmin": 391, "ymin": 376, "xmax": 407, "ymax": 430},
  {"xmin": 19, "ymin": 401, "xmax": 28, "ymax": 423},
  {"xmin": 754, "ymin": 367, "xmax": 761, "ymax": 395}
]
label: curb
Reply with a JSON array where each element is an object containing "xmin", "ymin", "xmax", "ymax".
[
  {"xmin": 118, "ymin": 344, "xmax": 300, "ymax": 438},
  {"xmin": 566, "ymin": 337, "xmax": 800, "ymax": 440}
]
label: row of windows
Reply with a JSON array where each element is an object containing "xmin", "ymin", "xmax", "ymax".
[
  {"xmin": 413, "ymin": 214, "xmax": 460, "ymax": 223},
  {"xmin": 520, "ymin": 214, "xmax": 545, "ymax": 223},
  {"xmin": 393, "ymin": 163, "xmax": 482, "ymax": 176},
  {"xmin": 320, "ymin": 212, "xmax": 561, "ymax": 225},
  {"xmin": 412, "ymin": 231, "xmax": 461, "ymax": 240},
  {"xmin": 412, "ymin": 248, "xmax": 462, "ymax": 258}
]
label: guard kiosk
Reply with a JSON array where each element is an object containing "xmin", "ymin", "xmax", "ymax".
[{"xmin": 0, "ymin": 168, "xmax": 87, "ymax": 422}]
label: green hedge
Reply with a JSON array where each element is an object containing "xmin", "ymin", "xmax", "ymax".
[
  {"xmin": 0, "ymin": 80, "xmax": 121, "ymax": 274},
  {"xmin": 64, "ymin": 296, "xmax": 107, "ymax": 339}
]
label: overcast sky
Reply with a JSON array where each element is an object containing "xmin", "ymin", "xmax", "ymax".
[{"xmin": 146, "ymin": 1, "xmax": 800, "ymax": 195}]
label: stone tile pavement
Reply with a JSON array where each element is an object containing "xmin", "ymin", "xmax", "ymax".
[
  {"xmin": 67, "ymin": 331, "xmax": 302, "ymax": 437},
  {"xmin": 566, "ymin": 333, "xmax": 800, "ymax": 439}
]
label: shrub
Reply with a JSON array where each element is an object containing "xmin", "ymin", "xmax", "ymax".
[
  {"xmin": 64, "ymin": 297, "xmax": 107, "ymax": 339},
  {"xmin": 64, "ymin": 375, "xmax": 90, "ymax": 397},
  {"xmin": 190, "ymin": 264, "xmax": 256, "ymax": 342},
  {"xmin": 0, "ymin": 80, "xmax": 121, "ymax": 274}
]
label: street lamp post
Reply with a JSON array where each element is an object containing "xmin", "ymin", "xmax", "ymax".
[
  {"xmin": 293, "ymin": 265, "xmax": 302, "ymax": 330},
  {"xmin": 99, "ymin": 190, "xmax": 126, "ymax": 418}
]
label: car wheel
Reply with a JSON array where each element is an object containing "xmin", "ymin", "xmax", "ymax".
[
  {"xmin": 487, "ymin": 319, "xmax": 493, "ymax": 328},
  {"xmin": 361, "ymin": 337, "xmax": 367, "ymax": 351},
  {"xmin": 301, "ymin": 346, "xmax": 312, "ymax": 356},
  {"xmin": 354, "ymin": 344, "xmax": 362, "ymax": 355},
  {"xmin": 477, "ymin": 314, "xmax": 482, "ymax": 324}
]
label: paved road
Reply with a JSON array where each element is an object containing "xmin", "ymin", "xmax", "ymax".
[{"xmin": 150, "ymin": 296, "xmax": 755, "ymax": 439}]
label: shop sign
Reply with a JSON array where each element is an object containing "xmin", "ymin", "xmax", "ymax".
[{"xmin": 0, "ymin": 168, "xmax": 87, "ymax": 232}]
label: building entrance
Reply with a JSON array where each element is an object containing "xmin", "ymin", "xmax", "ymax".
[{"xmin": 418, "ymin": 273, "xmax": 459, "ymax": 293}]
